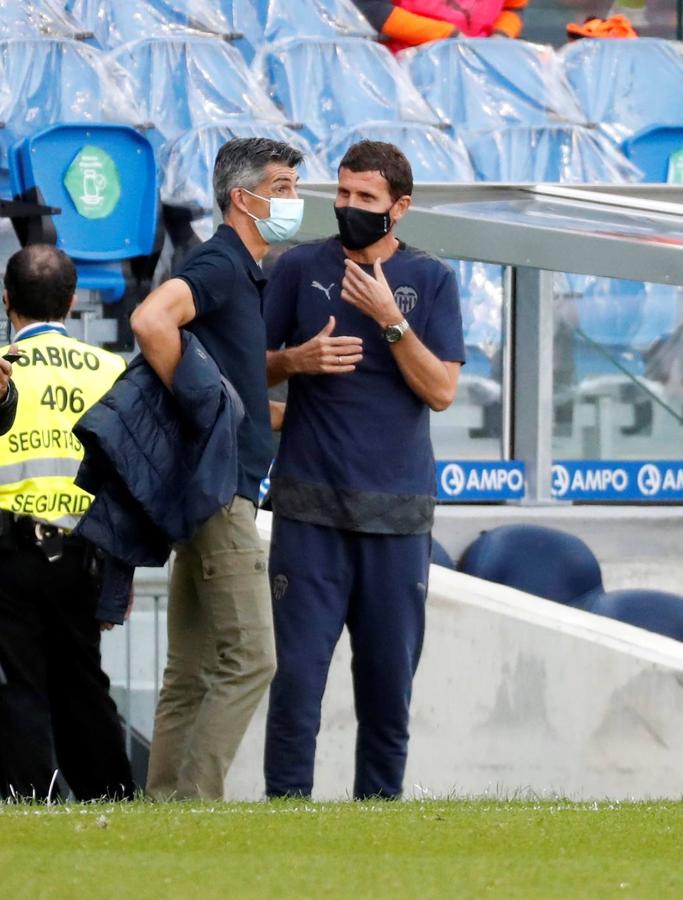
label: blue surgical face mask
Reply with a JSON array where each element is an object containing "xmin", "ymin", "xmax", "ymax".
[{"xmin": 243, "ymin": 188, "xmax": 304, "ymax": 243}]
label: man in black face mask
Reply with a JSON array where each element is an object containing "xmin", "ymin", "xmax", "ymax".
[{"xmin": 262, "ymin": 141, "xmax": 465, "ymax": 800}]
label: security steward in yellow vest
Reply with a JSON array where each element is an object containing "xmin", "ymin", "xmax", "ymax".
[{"xmin": 0, "ymin": 245, "xmax": 134, "ymax": 801}]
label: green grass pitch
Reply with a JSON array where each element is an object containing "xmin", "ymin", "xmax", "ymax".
[{"xmin": 2, "ymin": 799, "xmax": 682, "ymax": 898}]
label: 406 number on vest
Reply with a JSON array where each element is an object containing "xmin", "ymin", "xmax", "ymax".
[{"xmin": 40, "ymin": 384, "xmax": 85, "ymax": 415}]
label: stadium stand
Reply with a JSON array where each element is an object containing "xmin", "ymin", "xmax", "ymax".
[
  {"xmin": 68, "ymin": 0, "xmax": 374, "ymax": 59},
  {"xmin": 68, "ymin": 0, "xmax": 244, "ymax": 42},
  {"xmin": 399, "ymin": 37, "xmax": 586, "ymax": 131},
  {"xmin": 318, "ymin": 121, "xmax": 474, "ymax": 181},
  {"xmin": 0, "ymin": 37, "xmax": 141, "ymax": 195},
  {"xmin": 463, "ymin": 124, "xmax": 642, "ymax": 182},
  {"xmin": 238, "ymin": 0, "xmax": 374, "ymax": 54},
  {"xmin": 0, "ymin": 7, "xmax": 678, "ymax": 377},
  {"xmin": 160, "ymin": 119, "xmax": 327, "ymax": 253},
  {"xmin": 0, "ymin": 0, "xmax": 87, "ymax": 40},
  {"xmin": 108, "ymin": 35, "xmax": 288, "ymax": 152},
  {"xmin": 161, "ymin": 121, "xmax": 327, "ymax": 216},
  {"xmin": 252, "ymin": 35, "xmax": 442, "ymax": 147},
  {"xmin": 559, "ymin": 38, "xmax": 683, "ymax": 147}
]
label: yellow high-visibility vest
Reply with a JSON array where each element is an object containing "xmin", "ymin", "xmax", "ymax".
[{"xmin": 0, "ymin": 328, "xmax": 125, "ymax": 528}]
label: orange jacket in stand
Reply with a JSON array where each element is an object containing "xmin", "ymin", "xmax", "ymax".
[{"xmin": 352, "ymin": 0, "xmax": 527, "ymax": 52}]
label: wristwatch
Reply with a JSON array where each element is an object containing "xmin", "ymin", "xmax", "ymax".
[{"xmin": 382, "ymin": 318, "xmax": 410, "ymax": 343}]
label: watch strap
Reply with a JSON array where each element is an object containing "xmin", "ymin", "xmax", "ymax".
[{"xmin": 383, "ymin": 318, "xmax": 410, "ymax": 342}]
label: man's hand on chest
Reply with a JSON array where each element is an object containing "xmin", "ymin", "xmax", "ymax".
[
  {"xmin": 340, "ymin": 258, "xmax": 404, "ymax": 330},
  {"xmin": 286, "ymin": 315, "xmax": 363, "ymax": 376}
]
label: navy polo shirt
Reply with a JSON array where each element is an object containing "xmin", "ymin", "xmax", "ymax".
[
  {"xmin": 177, "ymin": 225, "xmax": 271, "ymax": 505},
  {"xmin": 264, "ymin": 237, "xmax": 465, "ymax": 534}
]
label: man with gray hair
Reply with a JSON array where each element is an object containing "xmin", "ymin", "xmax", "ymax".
[{"xmin": 133, "ymin": 137, "xmax": 304, "ymax": 800}]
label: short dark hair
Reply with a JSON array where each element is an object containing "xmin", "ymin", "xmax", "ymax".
[
  {"xmin": 213, "ymin": 137, "xmax": 304, "ymax": 214},
  {"xmin": 338, "ymin": 141, "xmax": 413, "ymax": 201},
  {"xmin": 4, "ymin": 245, "xmax": 77, "ymax": 321}
]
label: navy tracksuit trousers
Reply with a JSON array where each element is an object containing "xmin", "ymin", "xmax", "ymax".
[{"xmin": 264, "ymin": 515, "xmax": 430, "ymax": 800}]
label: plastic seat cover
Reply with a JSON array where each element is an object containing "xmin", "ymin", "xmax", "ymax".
[
  {"xmin": 559, "ymin": 38, "xmax": 683, "ymax": 145},
  {"xmin": 318, "ymin": 121, "xmax": 474, "ymax": 182},
  {"xmin": 110, "ymin": 36, "xmax": 286, "ymax": 146},
  {"xmin": 0, "ymin": 0, "xmax": 86, "ymax": 41},
  {"xmin": 0, "ymin": 38, "xmax": 141, "ymax": 172},
  {"xmin": 463, "ymin": 125, "xmax": 642, "ymax": 183},
  {"xmin": 160, "ymin": 120, "xmax": 330, "ymax": 212},
  {"xmin": 67, "ymin": 0, "xmax": 242, "ymax": 49},
  {"xmin": 254, "ymin": 36, "xmax": 440, "ymax": 147},
  {"xmin": 400, "ymin": 38, "xmax": 585, "ymax": 131}
]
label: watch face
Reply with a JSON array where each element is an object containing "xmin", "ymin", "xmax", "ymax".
[{"xmin": 385, "ymin": 325, "xmax": 402, "ymax": 343}]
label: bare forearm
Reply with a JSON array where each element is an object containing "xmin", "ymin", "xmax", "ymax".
[
  {"xmin": 391, "ymin": 332, "xmax": 458, "ymax": 411},
  {"xmin": 267, "ymin": 348, "xmax": 298, "ymax": 386},
  {"xmin": 130, "ymin": 278, "xmax": 195, "ymax": 391},
  {"xmin": 267, "ymin": 318, "xmax": 363, "ymax": 385},
  {"xmin": 134, "ymin": 322, "xmax": 182, "ymax": 391}
]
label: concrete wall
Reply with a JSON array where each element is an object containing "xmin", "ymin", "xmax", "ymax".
[
  {"xmin": 224, "ymin": 552, "xmax": 683, "ymax": 800},
  {"xmin": 104, "ymin": 510, "xmax": 683, "ymax": 801}
]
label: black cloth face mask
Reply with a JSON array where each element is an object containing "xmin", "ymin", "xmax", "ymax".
[{"xmin": 334, "ymin": 204, "xmax": 393, "ymax": 251}]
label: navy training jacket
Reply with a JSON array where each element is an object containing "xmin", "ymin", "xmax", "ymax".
[{"xmin": 73, "ymin": 331, "xmax": 244, "ymax": 624}]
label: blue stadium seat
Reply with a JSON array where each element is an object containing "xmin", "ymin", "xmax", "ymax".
[
  {"xmin": 571, "ymin": 278, "xmax": 679, "ymax": 380},
  {"xmin": 463, "ymin": 125, "xmax": 641, "ymax": 183},
  {"xmin": 457, "ymin": 524, "xmax": 605, "ymax": 609},
  {"xmin": 591, "ymin": 589, "xmax": 683, "ymax": 642},
  {"xmin": 451, "ymin": 260, "xmax": 503, "ymax": 342},
  {"xmin": 0, "ymin": 38, "xmax": 141, "ymax": 193},
  {"xmin": 557, "ymin": 274, "xmax": 680, "ymax": 384},
  {"xmin": 110, "ymin": 36, "xmax": 287, "ymax": 151},
  {"xmin": 400, "ymin": 38, "xmax": 585, "ymax": 131},
  {"xmin": 572, "ymin": 340, "xmax": 646, "ymax": 381},
  {"xmin": 69, "ymin": 0, "xmax": 372, "ymax": 60},
  {"xmin": 9, "ymin": 123, "xmax": 159, "ymax": 304},
  {"xmin": 234, "ymin": 0, "xmax": 374, "ymax": 59},
  {"xmin": 67, "ymin": 0, "xmax": 190, "ymax": 49},
  {"xmin": 0, "ymin": 0, "xmax": 86, "ymax": 40},
  {"xmin": 578, "ymin": 278, "xmax": 647, "ymax": 347},
  {"xmin": 622, "ymin": 125, "xmax": 683, "ymax": 183},
  {"xmin": 635, "ymin": 283, "xmax": 681, "ymax": 346},
  {"xmin": 160, "ymin": 120, "xmax": 330, "ymax": 216},
  {"xmin": 559, "ymin": 38, "xmax": 683, "ymax": 146},
  {"xmin": 253, "ymin": 36, "xmax": 441, "ymax": 147},
  {"xmin": 318, "ymin": 121, "xmax": 474, "ymax": 182},
  {"xmin": 461, "ymin": 344, "xmax": 493, "ymax": 379},
  {"xmin": 159, "ymin": 119, "xmax": 329, "ymax": 263},
  {"xmin": 431, "ymin": 539, "xmax": 455, "ymax": 569},
  {"xmin": 458, "ymin": 525, "xmax": 683, "ymax": 639}
]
